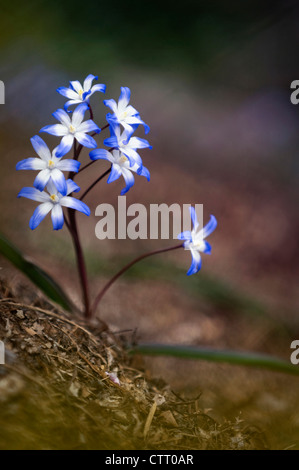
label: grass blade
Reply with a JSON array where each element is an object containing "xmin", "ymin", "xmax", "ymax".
[
  {"xmin": 130, "ymin": 343, "xmax": 299, "ymax": 376},
  {"xmin": 0, "ymin": 233, "xmax": 75, "ymax": 312}
]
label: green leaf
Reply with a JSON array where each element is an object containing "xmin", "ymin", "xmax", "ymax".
[
  {"xmin": 0, "ymin": 233, "xmax": 75, "ymax": 312},
  {"xmin": 129, "ymin": 343, "xmax": 299, "ymax": 376}
]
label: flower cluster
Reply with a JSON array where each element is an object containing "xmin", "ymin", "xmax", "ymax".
[
  {"xmin": 17, "ymin": 74, "xmax": 216, "ymax": 278},
  {"xmin": 17, "ymin": 75, "xmax": 151, "ymax": 229}
]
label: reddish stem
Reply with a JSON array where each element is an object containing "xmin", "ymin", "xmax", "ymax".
[{"xmin": 91, "ymin": 243, "xmax": 184, "ymax": 316}]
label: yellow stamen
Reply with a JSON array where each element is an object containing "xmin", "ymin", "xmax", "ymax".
[
  {"xmin": 78, "ymin": 89, "xmax": 84, "ymax": 99},
  {"xmin": 69, "ymin": 124, "xmax": 76, "ymax": 133},
  {"xmin": 119, "ymin": 155, "xmax": 128, "ymax": 164},
  {"xmin": 50, "ymin": 194, "xmax": 59, "ymax": 203},
  {"xmin": 48, "ymin": 160, "xmax": 55, "ymax": 169}
]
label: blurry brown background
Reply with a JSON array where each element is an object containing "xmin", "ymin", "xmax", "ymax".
[{"xmin": 1, "ymin": 0, "xmax": 299, "ymax": 449}]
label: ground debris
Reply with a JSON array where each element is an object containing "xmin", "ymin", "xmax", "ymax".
[{"xmin": 0, "ymin": 279, "xmax": 264, "ymax": 450}]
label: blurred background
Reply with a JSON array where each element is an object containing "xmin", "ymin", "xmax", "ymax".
[{"xmin": 1, "ymin": 0, "xmax": 299, "ymax": 449}]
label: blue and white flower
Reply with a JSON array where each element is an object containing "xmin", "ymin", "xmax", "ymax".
[
  {"xmin": 178, "ymin": 207, "xmax": 217, "ymax": 275},
  {"xmin": 104, "ymin": 124, "xmax": 151, "ymax": 170},
  {"xmin": 40, "ymin": 103, "xmax": 100, "ymax": 157},
  {"xmin": 57, "ymin": 74, "xmax": 106, "ymax": 111},
  {"xmin": 104, "ymin": 87, "xmax": 150, "ymax": 138},
  {"xmin": 18, "ymin": 179, "xmax": 90, "ymax": 230},
  {"xmin": 16, "ymin": 135, "xmax": 80, "ymax": 196},
  {"xmin": 89, "ymin": 148, "xmax": 150, "ymax": 195}
]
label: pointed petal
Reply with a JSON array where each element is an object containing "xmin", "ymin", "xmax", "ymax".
[
  {"xmin": 72, "ymin": 103, "xmax": 88, "ymax": 127},
  {"xmin": 57, "ymin": 87, "xmax": 78, "ymax": 100},
  {"xmin": 52, "ymin": 109, "xmax": 71, "ymax": 126},
  {"xmin": 89, "ymin": 149, "xmax": 112, "ymax": 162},
  {"xmin": 18, "ymin": 187, "xmax": 51, "ymax": 203},
  {"xmin": 70, "ymin": 80, "xmax": 83, "ymax": 93},
  {"xmin": 50, "ymin": 169, "xmax": 67, "ymax": 196},
  {"xmin": 187, "ymin": 250, "xmax": 202, "ymax": 276},
  {"xmin": 77, "ymin": 119, "xmax": 100, "ymax": 134},
  {"xmin": 33, "ymin": 169, "xmax": 51, "ymax": 191},
  {"xmin": 55, "ymin": 134, "xmax": 74, "ymax": 158},
  {"xmin": 51, "ymin": 204, "xmax": 64, "ymax": 230},
  {"xmin": 75, "ymin": 132, "xmax": 97, "ymax": 148},
  {"xmin": 120, "ymin": 168, "xmax": 135, "ymax": 195},
  {"xmin": 103, "ymin": 99, "xmax": 117, "ymax": 113},
  {"xmin": 90, "ymin": 83, "xmax": 106, "ymax": 95},
  {"xmin": 59, "ymin": 196, "xmax": 90, "ymax": 216},
  {"xmin": 83, "ymin": 74, "xmax": 98, "ymax": 91},
  {"xmin": 128, "ymin": 136, "xmax": 151, "ymax": 149},
  {"xmin": 40, "ymin": 124, "xmax": 68, "ymax": 137},
  {"xmin": 66, "ymin": 179, "xmax": 80, "ymax": 195},
  {"xmin": 64, "ymin": 99, "xmax": 82, "ymax": 111},
  {"xmin": 189, "ymin": 206, "xmax": 199, "ymax": 231},
  {"xmin": 56, "ymin": 159, "xmax": 80, "ymax": 172},
  {"xmin": 202, "ymin": 215, "xmax": 217, "ymax": 239},
  {"xmin": 138, "ymin": 165, "xmax": 150, "ymax": 181},
  {"xmin": 29, "ymin": 202, "xmax": 53, "ymax": 230},
  {"xmin": 177, "ymin": 230, "xmax": 192, "ymax": 241},
  {"xmin": 30, "ymin": 135, "xmax": 51, "ymax": 161},
  {"xmin": 118, "ymin": 87, "xmax": 131, "ymax": 111},
  {"xmin": 107, "ymin": 164, "xmax": 122, "ymax": 183},
  {"xmin": 16, "ymin": 158, "xmax": 46, "ymax": 171},
  {"xmin": 104, "ymin": 135, "xmax": 118, "ymax": 148}
]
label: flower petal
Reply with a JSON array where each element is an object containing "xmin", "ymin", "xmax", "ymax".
[
  {"xmin": 30, "ymin": 135, "xmax": 51, "ymax": 161},
  {"xmin": 177, "ymin": 230, "xmax": 192, "ymax": 241},
  {"xmin": 202, "ymin": 215, "xmax": 217, "ymax": 239},
  {"xmin": 89, "ymin": 149, "xmax": 112, "ymax": 162},
  {"xmin": 70, "ymin": 80, "xmax": 83, "ymax": 93},
  {"xmin": 16, "ymin": 158, "xmax": 46, "ymax": 171},
  {"xmin": 66, "ymin": 179, "xmax": 80, "ymax": 195},
  {"xmin": 18, "ymin": 187, "xmax": 51, "ymax": 203},
  {"xmin": 103, "ymin": 99, "xmax": 117, "ymax": 113},
  {"xmin": 138, "ymin": 165, "xmax": 150, "ymax": 181},
  {"xmin": 107, "ymin": 164, "xmax": 122, "ymax": 183},
  {"xmin": 52, "ymin": 109, "xmax": 71, "ymax": 126},
  {"xmin": 128, "ymin": 136, "xmax": 152, "ymax": 149},
  {"xmin": 72, "ymin": 103, "xmax": 88, "ymax": 127},
  {"xmin": 57, "ymin": 87, "xmax": 78, "ymax": 100},
  {"xmin": 29, "ymin": 202, "xmax": 53, "ymax": 230},
  {"xmin": 40, "ymin": 124, "xmax": 68, "ymax": 137},
  {"xmin": 51, "ymin": 204, "xmax": 64, "ymax": 230},
  {"xmin": 189, "ymin": 206, "xmax": 199, "ymax": 231},
  {"xmin": 120, "ymin": 168, "xmax": 135, "ymax": 195},
  {"xmin": 33, "ymin": 169, "xmax": 51, "ymax": 191},
  {"xmin": 59, "ymin": 196, "xmax": 90, "ymax": 216},
  {"xmin": 90, "ymin": 83, "xmax": 106, "ymax": 95},
  {"xmin": 83, "ymin": 74, "xmax": 97, "ymax": 91},
  {"xmin": 50, "ymin": 169, "xmax": 67, "ymax": 196},
  {"xmin": 55, "ymin": 134, "xmax": 74, "ymax": 158},
  {"xmin": 56, "ymin": 159, "xmax": 80, "ymax": 172},
  {"xmin": 64, "ymin": 99, "xmax": 82, "ymax": 111},
  {"xmin": 118, "ymin": 87, "xmax": 131, "ymax": 111},
  {"xmin": 187, "ymin": 249, "xmax": 202, "ymax": 276},
  {"xmin": 77, "ymin": 119, "xmax": 100, "ymax": 134},
  {"xmin": 75, "ymin": 132, "xmax": 97, "ymax": 148}
]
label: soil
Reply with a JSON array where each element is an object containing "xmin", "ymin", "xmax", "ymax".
[{"xmin": 0, "ymin": 279, "xmax": 264, "ymax": 450}]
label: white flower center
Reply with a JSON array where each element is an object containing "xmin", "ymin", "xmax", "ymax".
[
  {"xmin": 69, "ymin": 124, "xmax": 76, "ymax": 134},
  {"xmin": 50, "ymin": 194, "xmax": 59, "ymax": 203},
  {"xmin": 78, "ymin": 89, "xmax": 84, "ymax": 99},
  {"xmin": 119, "ymin": 155, "xmax": 128, "ymax": 165},
  {"xmin": 48, "ymin": 160, "xmax": 55, "ymax": 169},
  {"xmin": 192, "ymin": 239, "xmax": 205, "ymax": 251}
]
